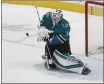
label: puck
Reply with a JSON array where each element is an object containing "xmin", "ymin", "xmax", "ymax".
[{"xmin": 26, "ymin": 33, "xmax": 29, "ymax": 36}]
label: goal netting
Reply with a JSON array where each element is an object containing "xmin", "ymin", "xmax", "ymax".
[{"xmin": 85, "ymin": 1, "xmax": 104, "ymax": 56}]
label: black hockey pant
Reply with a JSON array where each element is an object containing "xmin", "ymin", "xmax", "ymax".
[{"xmin": 45, "ymin": 41, "xmax": 72, "ymax": 59}]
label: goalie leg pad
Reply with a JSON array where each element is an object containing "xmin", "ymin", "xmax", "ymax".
[{"xmin": 52, "ymin": 50, "xmax": 85, "ymax": 74}]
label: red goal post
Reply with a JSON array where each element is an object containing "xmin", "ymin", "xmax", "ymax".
[{"xmin": 85, "ymin": 1, "xmax": 104, "ymax": 56}]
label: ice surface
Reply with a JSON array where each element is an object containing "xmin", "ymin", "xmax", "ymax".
[{"xmin": 2, "ymin": 3, "xmax": 103, "ymax": 83}]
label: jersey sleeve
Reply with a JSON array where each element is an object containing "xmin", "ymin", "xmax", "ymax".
[
  {"xmin": 58, "ymin": 21, "xmax": 70, "ymax": 42},
  {"xmin": 55, "ymin": 21, "xmax": 70, "ymax": 42},
  {"xmin": 40, "ymin": 12, "xmax": 52, "ymax": 27}
]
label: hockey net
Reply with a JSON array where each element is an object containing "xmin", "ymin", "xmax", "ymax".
[{"xmin": 85, "ymin": 1, "xmax": 104, "ymax": 56}]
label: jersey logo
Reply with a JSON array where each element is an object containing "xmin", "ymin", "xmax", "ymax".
[{"xmin": 62, "ymin": 23, "xmax": 68, "ymax": 28}]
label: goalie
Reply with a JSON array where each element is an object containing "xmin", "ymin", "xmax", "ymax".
[{"xmin": 37, "ymin": 9, "xmax": 91, "ymax": 75}]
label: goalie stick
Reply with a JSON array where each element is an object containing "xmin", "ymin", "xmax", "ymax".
[
  {"xmin": 35, "ymin": 7, "xmax": 52, "ymax": 69},
  {"xmin": 25, "ymin": 7, "xmax": 51, "ymax": 69}
]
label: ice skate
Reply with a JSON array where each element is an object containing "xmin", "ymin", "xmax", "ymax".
[{"xmin": 81, "ymin": 66, "xmax": 91, "ymax": 75}]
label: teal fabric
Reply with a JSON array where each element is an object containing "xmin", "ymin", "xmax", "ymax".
[{"xmin": 40, "ymin": 12, "xmax": 71, "ymax": 45}]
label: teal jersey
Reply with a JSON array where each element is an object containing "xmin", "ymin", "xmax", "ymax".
[{"xmin": 40, "ymin": 12, "xmax": 71, "ymax": 45}]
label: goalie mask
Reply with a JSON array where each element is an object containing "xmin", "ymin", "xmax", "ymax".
[{"xmin": 51, "ymin": 9, "xmax": 63, "ymax": 26}]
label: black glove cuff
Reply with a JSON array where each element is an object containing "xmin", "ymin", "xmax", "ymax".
[
  {"xmin": 48, "ymin": 33, "xmax": 53, "ymax": 39},
  {"xmin": 42, "ymin": 37, "xmax": 48, "ymax": 42}
]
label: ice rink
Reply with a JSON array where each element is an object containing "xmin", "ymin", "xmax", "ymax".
[{"xmin": 2, "ymin": 3, "xmax": 103, "ymax": 83}]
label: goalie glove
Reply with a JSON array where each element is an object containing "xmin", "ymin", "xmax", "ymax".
[{"xmin": 37, "ymin": 26, "xmax": 53, "ymax": 42}]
